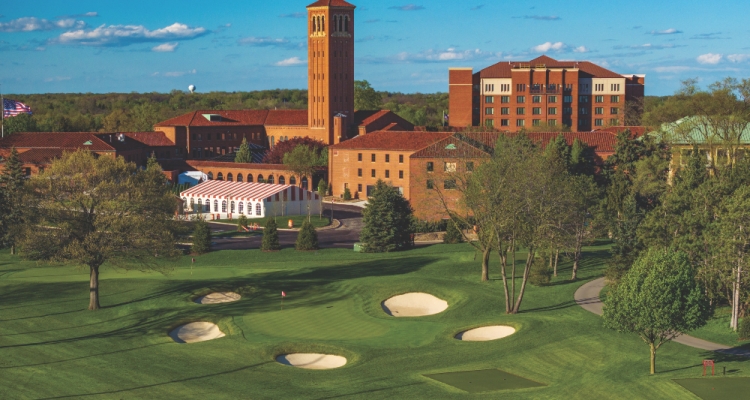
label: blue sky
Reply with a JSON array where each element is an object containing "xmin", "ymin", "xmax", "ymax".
[{"xmin": 1, "ymin": 0, "xmax": 749, "ymax": 96}]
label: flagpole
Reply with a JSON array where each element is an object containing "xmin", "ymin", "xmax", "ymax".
[{"xmin": 1, "ymin": 83, "xmax": 4, "ymax": 138}]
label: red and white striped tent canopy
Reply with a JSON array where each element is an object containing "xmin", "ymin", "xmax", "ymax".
[{"xmin": 180, "ymin": 180, "xmax": 295, "ymax": 202}]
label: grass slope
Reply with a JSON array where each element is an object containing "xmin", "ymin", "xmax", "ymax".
[{"xmin": 1, "ymin": 242, "xmax": 748, "ymax": 399}]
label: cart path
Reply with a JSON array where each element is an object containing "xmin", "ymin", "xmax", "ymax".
[{"xmin": 574, "ymin": 277, "xmax": 750, "ymax": 357}]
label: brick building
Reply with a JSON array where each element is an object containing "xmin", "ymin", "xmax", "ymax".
[{"xmin": 449, "ymin": 55, "xmax": 645, "ymax": 131}]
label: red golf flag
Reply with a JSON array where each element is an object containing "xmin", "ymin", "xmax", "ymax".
[{"xmin": 282, "ymin": 291, "xmax": 286, "ymax": 297}]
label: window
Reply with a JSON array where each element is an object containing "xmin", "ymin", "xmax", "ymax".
[
  {"xmin": 595, "ymin": 119, "xmax": 604, "ymax": 126},
  {"xmin": 516, "ymin": 119, "xmax": 525, "ymax": 127},
  {"xmin": 533, "ymin": 119, "xmax": 541, "ymax": 126},
  {"xmin": 610, "ymin": 118, "xmax": 620, "ymax": 125},
  {"xmin": 371, "ymin": 169, "xmax": 376, "ymax": 178},
  {"xmin": 579, "ymin": 83, "xmax": 589, "ymax": 91},
  {"xmin": 427, "ymin": 162, "xmax": 434, "ymax": 172},
  {"xmin": 221, "ymin": 201, "xmax": 227, "ymax": 213},
  {"xmin": 383, "ymin": 170, "xmax": 389, "ymax": 178},
  {"xmin": 548, "ymin": 107, "xmax": 557, "ymax": 115},
  {"xmin": 427, "ymin": 180, "xmax": 434, "ymax": 189},
  {"xmin": 279, "ymin": 176, "xmax": 285, "ymax": 185},
  {"xmin": 358, "ymin": 168, "xmax": 362, "ymax": 177},
  {"xmin": 214, "ymin": 200, "xmax": 219, "ymax": 212},
  {"xmin": 611, "ymin": 95, "xmax": 620, "ymax": 103},
  {"xmin": 227, "ymin": 173, "xmax": 233, "ymax": 182},
  {"xmin": 444, "ymin": 162, "xmax": 457, "ymax": 172},
  {"xmin": 516, "ymin": 107, "xmax": 526, "ymax": 115},
  {"xmin": 564, "ymin": 107, "xmax": 573, "ymax": 114},
  {"xmin": 444, "ymin": 180, "xmax": 457, "ymax": 190},
  {"xmin": 532, "ymin": 95, "xmax": 542, "ymax": 103},
  {"xmin": 257, "ymin": 174, "xmax": 264, "ymax": 183},
  {"xmin": 230, "ymin": 201, "xmax": 235, "ymax": 214},
  {"xmin": 485, "ymin": 96, "xmax": 494, "ymax": 103},
  {"xmin": 500, "ymin": 83, "xmax": 510, "ymax": 92},
  {"xmin": 217, "ymin": 172, "xmax": 224, "ymax": 181},
  {"xmin": 610, "ymin": 107, "xmax": 619, "ymax": 115},
  {"xmin": 256, "ymin": 203, "xmax": 262, "ymax": 216},
  {"xmin": 466, "ymin": 162, "xmax": 474, "ymax": 172},
  {"xmin": 484, "ymin": 83, "xmax": 495, "ymax": 92},
  {"xmin": 358, "ymin": 153, "xmax": 362, "ymax": 161},
  {"xmin": 501, "ymin": 96, "xmax": 510, "ymax": 103},
  {"xmin": 207, "ymin": 134, "xmax": 212, "ymax": 140},
  {"xmin": 371, "ymin": 154, "xmax": 376, "ymax": 162},
  {"xmin": 358, "ymin": 184, "xmax": 362, "ymax": 192},
  {"xmin": 247, "ymin": 174, "xmax": 253, "ymax": 182},
  {"xmin": 579, "ymin": 96, "xmax": 589, "ymax": 103},
  {"xmin": 237, "ymin": 173, "xmax": 243, "ymax": 182},
  {"xmin": 532, "ymin": 107, "xmax": 542, "ymax": 115},
  {"xmin": 385, "ymin": 154, "xmax": 390, "ymax": 163},
  {"xmin": 207, "ymin": 172, "xmax": 214, "ymax": 180},
  {"xmin": 485, "ymin": 119, "xmax": 494, "ymax": 127},
  {"xmin": 290, "ymin": 176, "xmax": 296, "ymax": 185},
  {"xmin": 267, "ymin": 175, "xmax": 275, "ymax": 184},
  {"xmin": 595, "ymin": 83, "xmax": 604, "ymax": 92},
  {"xmin": 501, "ymin": 107, "xmax": 510, "ymax": 115},
  {"xmin": 595, "ymin": 95, "xmax": 604, "ymax": 103},
  {"xmin": 563, "ymin": 95, "xmax": 573, "ymax": 103},
  {"xmin": 517, "ymin": 96, "xmax": 525, "ymax": 103},
  {"xmin": 485, "ymin": 107, "xmax": 494, "ymax": 115},
  {"xmin": 516, "ymin": 83, "xmax": 526, "ymax": 92},
  {"xmin": 399, "ymin": 170, "xmax": 404, "ymax": 179},
  {"xmin": 501, "ymin": 119, "xmax": 510, "ymax": 126},
  {"xmin": 548, "ymin": 119, "xmax": 557, "ymax": 126},
  {"xmin": 548, "ymin": 96, "xmax": 557, "ymax": 103},
  {"xmin": 611, "ymin": 83, "xmax": 621, "ymax": 91},
  {"xmin": 595, "ymin": 107, "xmax": 604, "ymax": 115},
  {"xmin": 580, "ymin": 108, "xmax": 588, "ymax": 115}
]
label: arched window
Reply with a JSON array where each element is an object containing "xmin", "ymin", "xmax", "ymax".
[
  {"xmin": 207, "ymin": 172, "xmax": 213, "ymax": 180},
  {"xmin": 238, "ymin": 202, "xmax": 244, "ymax": 214},
  {"xmin": 230, "ymin": 201, "xmax": 235, "ymax": 213},
  {"xmin": 290, "ymin": 176, "xmax": 297, "ymax": 186},
  {"xmin": 221, "ymin": 201, "xmax": 227, "ymax": 213},
  {"xmin": 257, "ymin": 174, "xmax": 264, "ymax": 183},
  {"xmin": 217, "ymin": 172, "xmax": 224, "ymax": 181},
  {"xmin": 301, "ymin": 177, "xmax": 309, "ymax": 190},
  {"xmin": 267, "ymin": 175, "xmax": 275, "ymax": 184},
  {"xmin": 182, "ymin": 197, "xmax": 187, "ymax": 208},
  {"xmin": 197, "ymin": 134, "xmax": 202, "ymax": 140},
  {"xmin": 197, "ymin": 199, "xmax": 202, "ymax": 211},
  {"xmin": 339, "ymin": 15, "xmax": 343, "ymax": 32},
  {"xmin": 237, "ymin": 173, "xmax": 243, "ymax": 182},
  {"xmin": 256, "ymin": 203, "xmax": 262, "ymax": 216},
  {"xmin": 204, "ymin": 200, "xmax": 210, "ymax": 212},
  {"xmin": 190, "ymin": 198, "xmax": 195, "ymax": 210},
  {"xmin": 246, "ymin": 202, "xmax": 251, "ymax": 214},
  {"xmin": 333, "ymin": 15, "xmax": 338, "ymax": 32},
  {"xmin": 247, "ymin": 174, "xmax": 253, "ymax": 183},
  {"xmin": 278, "ymin": 176, "xmax": 286, "ymax": 185},
  {"xmin": 214, "ymin": 200, "xmax": 219, "ymax": 212},
  {"xmin": 227, "ymin": 173, "xmax": 233, "ymax": 182},
  {"xmin": 345, "ymin": 15, "xmax": 349, "ymax": 32}
]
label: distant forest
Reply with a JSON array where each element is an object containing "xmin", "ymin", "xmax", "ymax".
[{"xmin": 1, "ymin": 89, "xmax": 450, "ymax": 135}]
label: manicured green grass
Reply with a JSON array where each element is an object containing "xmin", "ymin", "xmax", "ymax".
[
  {"xmin": 1, "ymin": 242, "xmax": 748, "ymax": 399},
  {"xmin": 211, "ymin": 230, "xmax": 262, "ymax": 239},
  {"xmin": 424, "ymin": 369, "xmax": 545, "ymax": 393},
  {"xmin": 688, "ymin": 307, "xmax": 750, "ymax": 347},
  {"xmin": 674, "ymin": 378, "xmax": 750, "ymax": 400},
  {"xmin": 215, "ymin": 215, "xmax": 331, "ymax": 228}
]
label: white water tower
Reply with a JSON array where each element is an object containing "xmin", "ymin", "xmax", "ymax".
[{"xmin": 188, "ymin": 85, "xmax": 196, "ymax": 94}]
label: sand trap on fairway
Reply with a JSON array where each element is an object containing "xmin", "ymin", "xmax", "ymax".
[
  {"xmin": 276, "ymin": 354, "xmax": 347, "ymax": 370},
  {"xmin": 169, "ymin": 322, "xmax": 225, "ymax": 343},
  {"xmin": 382, "ymin": 292, "xmax": 448, "ymax": 317},
  {"xmin": 195, "ymin": 292, "xmax": 241, "ymax": 304},
  {"xmin": 455, "ymin": 325, "xmax": 516, "ymax": 341}
]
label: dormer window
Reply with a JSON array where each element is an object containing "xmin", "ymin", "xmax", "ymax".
[{"xmin": 202, "ymin": 114, "xmax": 222, "ymax": 122}]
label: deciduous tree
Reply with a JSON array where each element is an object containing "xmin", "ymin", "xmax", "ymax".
[{"xmin": 235, "ymin": 137, "xmax": 253, "ymax": 163}]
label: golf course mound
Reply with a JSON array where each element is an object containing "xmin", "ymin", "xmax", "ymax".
[
  {"xmin": 455, "ymin": 325, "xmax": 516, "ymax": 341},
  {"xmin": 276, "ymin": 353, "xmax": 347, "ymax": 370},
  {"xmin": 169, "ymin": 322, "xmax": 226, "ymax": 343},
  {"xmin": 382, "ymin": 292, "xmax": 448, "ymax": 317},
  {"xmin": 195, "ymin": 292, "xmax": 241, "ymax": 304}
]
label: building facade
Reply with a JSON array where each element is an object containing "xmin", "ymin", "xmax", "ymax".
[{"xmin": 449, "ymin": 55, "xmax": 645, "ymax": 132}]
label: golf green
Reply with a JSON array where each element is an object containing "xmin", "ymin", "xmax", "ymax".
[
  {"xmin": 673, "ymin": 378, "xmax": 750, "ymax": 400},
  {"xmin": 424, "ymin": 368, "xmax": 546, "ymax": 393}
]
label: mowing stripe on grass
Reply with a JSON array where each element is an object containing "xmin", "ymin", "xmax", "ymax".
[{"xmin": 424, "ymin": 368, "xmax": 546, "ymax": 393}]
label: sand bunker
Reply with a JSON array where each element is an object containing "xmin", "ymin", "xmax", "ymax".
[
  {"xmin": 169, "ymin": 322, "xmax": 226, "ymax": 343},
  {"xmin": 382, "ymin": 292, "xmax": 448, "ymax": 317},
  {"xmin": 195, "ymin": 292, "xmax": 241, "ymax": 304},
  {"xmin": 455, "ymin": 325, "xmax": 516, "ymax": 341},
  {"xmin": 276, "ymin": 354, "xmax": 347, "ymax": 370}
]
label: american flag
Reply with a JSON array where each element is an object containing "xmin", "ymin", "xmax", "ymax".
[{"xmin": 3, "ymin": 99, "xmax": 33, "ymax": 118}]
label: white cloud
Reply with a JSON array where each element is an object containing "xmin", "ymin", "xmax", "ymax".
[
  {"xmin": 0, "ymin": 17, "xmax": 85, "ymax": 32},
  {"xmin": 390, "ymin": 48, "xmax": 501, "ymax": 63},
  {"xmin": 650, "ymin": 28, "xmax": 682, "ymax": 35},
  {"xmin": 275, "ymin": 57, "xmax": 306, "ymax": 67},
  {"xmin": 573, "ymin": 46, "xmax": 588, "ymax": 53},
  {"xmin": 154, "ymin": 69, "xmax": 197, "ymax": 77},
  {"xmin": 654, "ymin": 66, "xmax": 692, "ymax": 73},
  {"xmin": 626, "ymin": 43, "xmax": 678, "ymax": 50},
  {"xmin": 728, "ymin": 54, "xmax": 750, "ymax": 63},
  {"xmin": 54, "ymin": 23, "xmax": 207, "ymax": 47},
  {"xmin": 696, "ymin": 53, "xmax": 722, "ymax": 64},
  {"xmin": 44, "ymin": 76, "xmax": 72, "ymax": 82},
  {"xmin": 532, "ymin": 41, "xmax": 565, "ymax": 52},
  {"xmin": 152, "ymin": 42, "xmax": 178, "ymax": 52},
  {"xmin": 239, "ymin": 36, "xmax": 290, "ymax": 46},
  {"xmin": 389, "ymin": 4, "xmax": 426, "ymax": 11},
  {"xmin": 83, "ymin": 12, "xmax": 98, "ymax": 17}
]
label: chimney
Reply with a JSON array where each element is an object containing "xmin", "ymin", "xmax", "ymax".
[{"xmin": 333, "ymin": 114, "xmax": 346, "ymax": 144}]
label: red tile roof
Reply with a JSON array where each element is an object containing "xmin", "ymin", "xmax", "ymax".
[
  {"xmin": 122, "ymin": 132, "xmax": 175, "ymax": 147},
  {"xmin": 307, "ymin": 0, "xmax": 355, "ymax": 8},
  {"xmin": 411, "ymin": 135, "xmax": 494, "ymax": 159},
  {"xmin": 16, "ymin": 148, "xmax": 66, "ymax": 165},
  {"xmin": 0, "ymin": 132, "xmax": 116, "ymax": 152},
  {"xmin": 187, "ymin": 160, "xmax": 323, "ymax": 171},
  {"xmin": 265, "ymin": 109, "xmax": 308, "ymax": 126},
  {"xmin": 155, "ymin": 110, "xmax": 271, "ymax": 127},
  {"xmin": 329, "ymin": 131, "xmax": 452, "ymax": 151},
  {"xmin": 355, "ymin": 110, "xmax": 390, "ymax": 126},
  {"xmin": 594, "ymin": 126, "xmax": 647, "ymax": 139},
  {"xmin": 479, "ymin": 55, "xmax": 625, "ymax": 79}
]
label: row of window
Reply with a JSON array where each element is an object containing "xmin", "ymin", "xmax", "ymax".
[
  {"xmin": 488, "ymin": 106, "xmax": 619, "ymax": 116},
  {"xmin": 205, "ymin": 172, "xmax": 309, "ymax": 187},
  {"xmin": 357, "ymin": 169, "xmax": 404, "ymax": 179},
  {"xmin": 485, "ymin": 119, "xmax": 559, "ymax": 128},
  {"xmin": 356, "ymin": 153, "xmax": 405, "ymax": 163},
  {"xmin": 425, "ymin": 161, "xmax": 473, "ymax": 172},
  {"xmin": 191, "ymin": 132, "xmax": 247, "ymax": 141},
  {"xmin": 426, "ymin": 180, "xmax": 457, "ymax": 190},
  {"xmin": 485, "ymin": 95, "xmax": 620, "ymax": 104},
  {"xmin": 185, "ymin": 198, "xmax": 264, "ymax": 216}
]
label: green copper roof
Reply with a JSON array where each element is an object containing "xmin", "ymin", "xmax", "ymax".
[{"xmin": 649, "ymin": 116, "xmax": 750, "ymax": 145}]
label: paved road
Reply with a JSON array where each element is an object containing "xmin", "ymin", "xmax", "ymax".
[
  {"xmin": 574, "ymin": 277, "xmax": 750, "ymax": 357},
  {"xmin": 208, "ymin": 203, "xmax": 365, "ymax": 251}
]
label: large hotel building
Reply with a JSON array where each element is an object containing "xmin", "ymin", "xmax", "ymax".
[{"xmin": 449, "ymin": 55, "xmax": 645, "ymax": 131}]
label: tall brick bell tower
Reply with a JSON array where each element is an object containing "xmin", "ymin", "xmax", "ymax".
[{"xmin": 307, "ymin": 0, "xmax": 355, "ymax": 145}]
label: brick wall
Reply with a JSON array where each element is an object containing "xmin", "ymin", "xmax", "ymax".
[{"xmin": 328, "ymin": 148, "xmax": 412, "ymax": 199}]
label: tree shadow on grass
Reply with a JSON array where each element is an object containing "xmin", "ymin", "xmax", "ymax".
[
  {"xmin": 0, "ymin": 342, "xmax": 169, "ymax": 369},
  {"xmin": 521, "ymin": 300, "xmax": 578, "ymax": 313}
]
